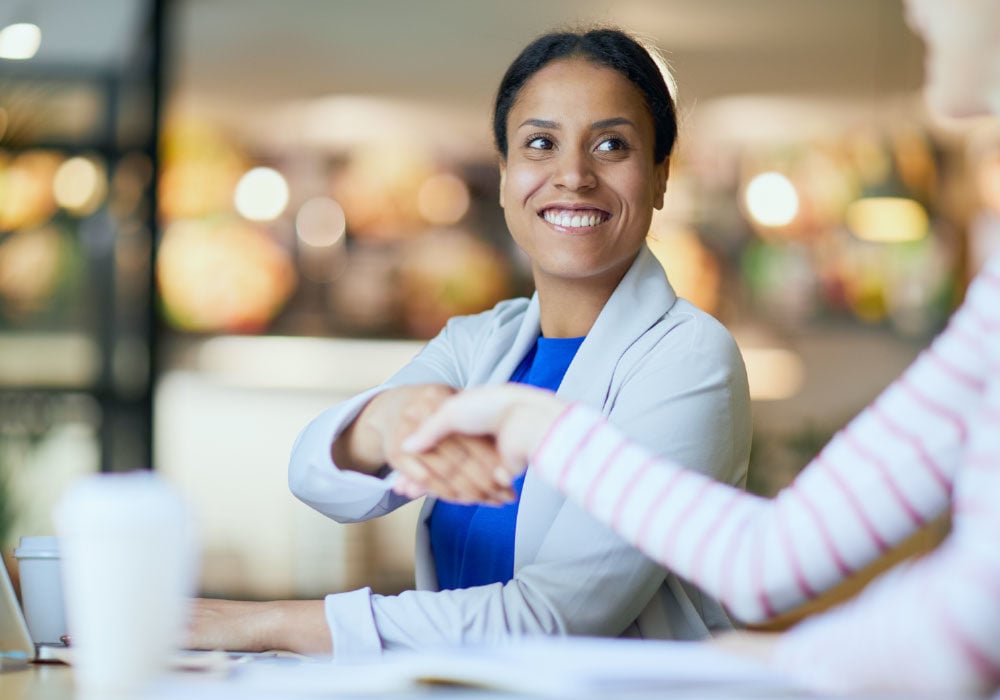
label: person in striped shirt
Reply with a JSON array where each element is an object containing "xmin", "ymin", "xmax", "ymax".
[{"xmin": 395, "ymin": 0, "xmax": 1000, "ymax": 694}]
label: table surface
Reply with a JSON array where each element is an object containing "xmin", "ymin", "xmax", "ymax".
[
  {"xmin": 0, "ymin": 660, "xmax": 943, "ymax": 700},
  {"xmin": 0, "ymin": 662, "xmax": 1000, "ymax": 700},
  {"xmin": 0, "ymin": 663, "xmax": 74, "ymax": 700}
]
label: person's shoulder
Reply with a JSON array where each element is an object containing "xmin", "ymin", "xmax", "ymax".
[
  {"xmin": 616, "ymin": 299, "xmax": 747, "ymax": 396},
  {"xmin": 656, "ymin": 297, "xmax": 739, "ymax": 350},
  {"xmin": 625, "ymin": 297, "xmax": 745, "ymax": 375}
]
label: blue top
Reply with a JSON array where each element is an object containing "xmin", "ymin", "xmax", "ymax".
[{"xmin": 427, "ymin": 335, "xmax": 585, "ymax": 590}]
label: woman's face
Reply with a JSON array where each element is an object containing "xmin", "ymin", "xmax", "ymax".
[
  {"xmin": 904, "ymin": 0, "xmax": 1000, "ymax": 117},
  {"xmin": 499, "ymin": 57, "xmax": 668, "ymax": 290}
]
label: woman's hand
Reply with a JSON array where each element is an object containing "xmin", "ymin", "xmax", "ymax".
[
  {"xmin": 396, "ymin": 384, "xmax": 566, "ymax": 500},
  {"xmin": 186, "ymin": 598, "xmax": 331, "ymax": 655},
  {"xmin": 334, "ymin": 384, "xmax": 451, "ymax": 473},
  {"xmin": 339, "ymin": 384, "xmax": 514, "ymax": 503},
  {"xmin": 390, "ymin": 435, "xmax": 514, "ymax": 504},
  {"xmin": 392, "ymin": 386, "xmax": 516, "ymax": 503}
]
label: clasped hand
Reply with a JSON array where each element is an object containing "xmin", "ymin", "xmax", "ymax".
[{"xmin": 391, "ymin": 384, "xmax": 565, "ymax": 504}]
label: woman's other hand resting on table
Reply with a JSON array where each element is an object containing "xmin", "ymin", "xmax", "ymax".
[{"xmin": 186, "ymin": 598, "xmax": 330, "ymax": 655}]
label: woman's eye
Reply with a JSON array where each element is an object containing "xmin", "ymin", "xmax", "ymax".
[
  {"xmin": 596, "ymin": 137, "xmax": 627, "ymax": 152},
  {"xmin": 527, "ymin": 136, "xmax": 553, "ymax": 150}
]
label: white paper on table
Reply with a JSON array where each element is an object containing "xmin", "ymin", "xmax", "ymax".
[
  {"xmin": 396, "ymin": 637, "xmax": 801, "ymax": 696},
  {"xmin": 146, "ymin": 656, "xmax": 418, "ymax": 699},
  {"xmin": 151, "ymin": 637, "xmax": 802, "ymax": 699}
]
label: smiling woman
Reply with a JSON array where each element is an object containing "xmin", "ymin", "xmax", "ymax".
[{"xmin": 188, "ymin": 26, "xmax": 751, "ymax": 658}]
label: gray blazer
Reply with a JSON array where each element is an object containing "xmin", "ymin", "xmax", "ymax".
[{"xmin": 288, "ymin": 245, "xmax": 752, "ymax": 656}]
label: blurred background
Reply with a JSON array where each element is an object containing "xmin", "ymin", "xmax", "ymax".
[{"xmin": 1, "ymin": 0, "xmax": 996, "ymax": 600}]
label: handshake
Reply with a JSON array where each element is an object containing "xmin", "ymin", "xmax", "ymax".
[{"xmin": 370, "ymin": 383, "xmax": 567, "ymax": 505}]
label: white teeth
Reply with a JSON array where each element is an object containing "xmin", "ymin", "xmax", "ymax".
[{"xmin": 543, "ymin": 210, "xmax": 608, "ymax": 228}]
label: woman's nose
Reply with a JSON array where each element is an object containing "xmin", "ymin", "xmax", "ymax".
[{"xmin": 553, "ymin": 151, "xmax": 597, "ymax": 191}]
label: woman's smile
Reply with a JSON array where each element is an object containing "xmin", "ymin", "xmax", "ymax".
[{"xmin": 540, "ymin": 205, "xmax": 612, "ymax": 232}]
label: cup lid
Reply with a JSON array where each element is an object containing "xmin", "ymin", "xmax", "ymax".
[{"xmin": 13, "ymin": 535, "xmax": 60, "ymax": 558}]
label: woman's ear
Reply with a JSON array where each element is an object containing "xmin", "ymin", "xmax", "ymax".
[
  {"xmin": 653, "ymin": 158, "xmax": 670, "ymax": 210},
  {"xmin": 498, "ymin": 158, "xmax": 507, "ymax": 209}
]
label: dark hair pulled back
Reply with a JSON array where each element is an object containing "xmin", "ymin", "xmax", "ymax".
[{"xmin": 492, "ymin": 27, "xmax": 677, "ymax": 163}]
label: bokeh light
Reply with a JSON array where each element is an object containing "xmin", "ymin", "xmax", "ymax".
[
  {"xmin": 233, "ymin": 167, "xmax": 289, "ymax": 222},
  {"xmin": 0, "ymin": 151, "xmax": 61, "ymax": 230},
  {"xmin": 744, "ymin": 171, "xmax": 799, "ymax": 228},
  {"xmin": 399, "ymin": 229, "xmax": 510, "ymax": 338},
  {"xmin": 417, "ymin": 173, "xmax": 470, "ymax": 225},
  {"xmin": 53, "ymin": 156, "xmax": 107, "ymax": 215},
  {"xmin": 741, "ymin": 347, "xmax": 805, "ymax": 401},
  {"xmin": 0, "ymin": 23, "xmax": 42, "ymax": 60},
  {"xmin": 157, "ymin": 219, "xmax": 296, "ymax": 333},
  {"xmin": 0, "ymin": 225, "xmax": 65, "ymax": 318},
  {"xmin": 335, "ymin": 142, "xmax": 434, "ymax": 239},
  {"xmin": 295, "ymin": 197, "xmax": 346, "ymax": 248},
  {"xmin": 160, "ymin": 119, "xmax": 248, "ymax": 222},
  {"xmin": 845, "ymin": 197, "xmax": 928, "ymax": 243}
]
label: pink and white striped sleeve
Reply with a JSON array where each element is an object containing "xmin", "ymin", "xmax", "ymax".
[
  {"xmin": 772, "ymin": 375, "xmax": 1000, "ymax": 694},
  {"xmin": 529, "ymin": 257, "xmax": 999, "ymax": 628},
  {"xmin": 769, "ymin": 264, "xmax": 1000, "ymax": 694}
]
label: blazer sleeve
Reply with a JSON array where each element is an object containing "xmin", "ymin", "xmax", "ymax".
[
  {"xmin": 287, "ymin": 311, "xmax": 489, "ymax": 522},
  {"xmin": 324, "ymin": 310, "xmax": 753, "ymax": 655}
]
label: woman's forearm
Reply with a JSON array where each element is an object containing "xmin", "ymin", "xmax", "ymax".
[
  {"xmin": 268, "ymin": 600, "xmax": 332, "ymax": 655},
  {"xmin": 187, "ymin": 599, "xmax": 331, "ymax": 655},
  {"xmin": 332, "ymin": 393, "xmax": 394, "ymax": 475}
]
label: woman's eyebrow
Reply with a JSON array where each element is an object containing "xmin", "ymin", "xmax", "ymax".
[
  {"xmin": 518, "ymin": 118, "xmax": 558, "ymax": 129},
  {"xmin": 516, "ymin": 117, "xmax": 636, "ymax": 131},
  {"xmin": 591, "ymin": 117, "xmax": 635, "ymax": 130}
]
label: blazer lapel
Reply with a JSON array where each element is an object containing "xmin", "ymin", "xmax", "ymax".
[{"xmin": 514, "ymin": 245, "xmax": 678, "ymax": 569}]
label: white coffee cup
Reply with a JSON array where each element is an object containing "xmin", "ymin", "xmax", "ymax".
[
  {"xmin": 55, "ymin": 471, "xmax": 197, "ymax": 697},
  {"xmin": 12, "ymin": 536, "xmax": 67, "ymax": 646}
]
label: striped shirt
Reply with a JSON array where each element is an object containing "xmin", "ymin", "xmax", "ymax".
[{"xmin": 530, "ymin": 254, "xmax": 1000, "ymax": 694}]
